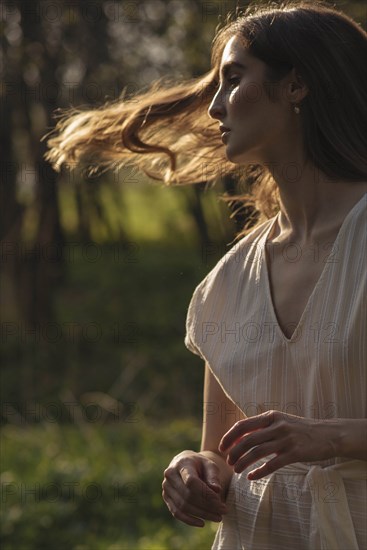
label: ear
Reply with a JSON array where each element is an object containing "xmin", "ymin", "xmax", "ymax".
[{"xmin": 285, "ymin": 67, "xmax": 309, "ymax": 103}]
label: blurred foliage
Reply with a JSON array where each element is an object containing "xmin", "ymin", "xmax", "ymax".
[{"xmin": 1, "ymin": 182, "xmax": 234, "ymax": 418}]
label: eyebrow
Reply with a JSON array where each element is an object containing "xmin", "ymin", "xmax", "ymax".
[{"xmin": 219, "ymin": 61, "xmax": 247, "ymax": 79}]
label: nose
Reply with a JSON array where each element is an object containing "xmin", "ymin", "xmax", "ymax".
[{"xmin": 208, "ymin": 88, "xmax": 225, "ymax": 121}]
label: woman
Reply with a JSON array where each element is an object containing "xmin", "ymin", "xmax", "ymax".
[{"xmin": 44, "ymin": 1, "xmax": 366, "ymax": 548}]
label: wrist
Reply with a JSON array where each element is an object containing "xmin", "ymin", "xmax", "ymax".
[{"xmin": 323, "ymin": 419, "xmax": 367, "ymax": 461}]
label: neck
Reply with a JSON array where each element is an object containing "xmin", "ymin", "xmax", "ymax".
[{"xmin": 267, "ymin": 161, "xmax": 366, "ymax": 242}]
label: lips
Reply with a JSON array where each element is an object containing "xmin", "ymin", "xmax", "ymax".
[{"xmin": 219, "ymin": 125, "xmax": 231, "ymax": 143}]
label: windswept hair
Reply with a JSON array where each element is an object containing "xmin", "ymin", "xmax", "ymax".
[{"xmin": 43, "ymin": 0, "xmax": 367, "ymax": 236}]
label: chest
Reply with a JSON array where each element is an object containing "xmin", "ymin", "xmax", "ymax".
[{"xmin": 265, "ymin": 240, "xmax": 336, "ymax": 339}]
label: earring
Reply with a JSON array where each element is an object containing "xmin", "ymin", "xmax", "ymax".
[{"xmin": 294, "ymin": 105, "xmax": 300, "ymax": 114}]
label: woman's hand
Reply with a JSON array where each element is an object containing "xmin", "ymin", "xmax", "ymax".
[
  {"xmin": 162, "ymin": 450, "xmax": 228, "ymax": 527},
  {"xmin": 219, "ymin": 410, "xmax": 342, "ymax": 480}
]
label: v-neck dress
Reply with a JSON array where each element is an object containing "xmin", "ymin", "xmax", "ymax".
[{"xmin": 184, "ymin": 193, "xmax": 367, "ymax": 550}]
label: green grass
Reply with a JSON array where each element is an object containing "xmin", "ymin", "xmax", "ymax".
[{"xmin": 1, "ymin": 420, "xmax": 218, "ymax": 549}]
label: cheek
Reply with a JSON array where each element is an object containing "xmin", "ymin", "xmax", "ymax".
[
  {"xmin": 228, "ymin": 83, "xmax": 260, "ymax": 115},
  {"xmin": 228, "ymin": 88, "xmax": 245, "ymax": 111}
]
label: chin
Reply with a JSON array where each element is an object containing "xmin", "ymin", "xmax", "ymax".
[
  {"xmin": 225, "ymin": 148, "xmax": 246, "ymax": 164},
  {"xmin": 225, "ymin": 143, "xmax": 259, "ymax": 165}
]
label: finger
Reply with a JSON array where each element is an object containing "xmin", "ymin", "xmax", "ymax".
[
  {"xmin": 198, "ymin": 480, "xmax": 228, "ymax": 514},
  {"xmin": 164, "ymin": 466, "xmax": 226, "ymax": 514},
  {"xmin": 164, "ymin": 485, "xmax": 222, "ymax": 521},
  {"xmin": 219, "ymin": 411, "xmax": 275, "ymax": 452},
  {"xmin": 247, "ymin": 454, "xmax": 288, "ymax": 480},
  {"xmin": 179, "ymin": 462, "xmax": 205, "ymax": 488},
  {"xmin": 164, "ymin": 493, "xmax": 205, "ymax": 528},
  {"xmin": 164, "ymin": 468, "xmax": 191, "ymax": 495},
  {"xmin": 163, "ymin": 483, "xmax": 224, "ymax": 523},
  {"xmin": 201, "ymin": 460, "xmax": 222, "ymax": 493},
  {"xmin": 180, "ymin": 468, "xmax": 225, "ymax": 509},
  {"xmin": 163, "ymin": 473, "xmax": 226, "ymax": 516},
  {"xmin": 227, "ymin": 430, "xmax": 274, "ymax": 466},
  {"xmin": 230, "ymin": 443, "xmax": 279, "ymax": 473}
]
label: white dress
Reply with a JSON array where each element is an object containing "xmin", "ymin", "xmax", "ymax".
[{"xmin": 184, "ymin": 193, "xmax": 367, "ymax": 550}]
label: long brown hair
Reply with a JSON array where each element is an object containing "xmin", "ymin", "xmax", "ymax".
[{"xmin": 43, "ymin": 0, "xmax": 367, "ymax": 237}]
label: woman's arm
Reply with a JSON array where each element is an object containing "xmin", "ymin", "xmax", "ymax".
[
  {"xmin": 199, "ymin": 362, "xmax": 246, "ymax": 499},
  {"xmin": 334, "ymin": 418, "xmax": 367, "ymax": 461},
  {"xmin": 162, "ymin": 362, "xmax": 246, "ymax": 526}
]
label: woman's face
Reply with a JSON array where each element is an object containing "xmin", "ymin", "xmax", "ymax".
[{"xmin": 208, "ymin": 35, "xmax": 294, "ymax": 165}]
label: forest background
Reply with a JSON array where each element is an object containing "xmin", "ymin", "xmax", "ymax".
[{"xmin": 1, "ymin": 1, "xmax": 366, "ymax": 548}]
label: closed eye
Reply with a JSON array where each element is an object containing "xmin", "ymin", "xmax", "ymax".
[
  {"xmin": 226, "ymin": 75, "xmax": 241, "ymax": 88},
  {"xmin": 212, "ymin": 74, "xmax": 241, "ymax": 94}
]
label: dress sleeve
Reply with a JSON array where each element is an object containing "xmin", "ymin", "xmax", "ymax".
[
  {"xmin": 184, "ymin": 217, "xmax": 276, "ymax": 363},
  {"xmin": 184, "ymin": 276, "xmax": 208, "ymax": 361}
]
